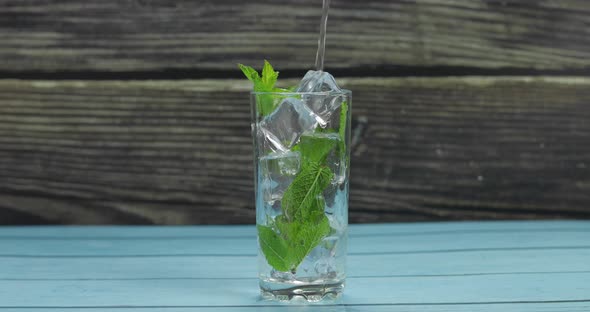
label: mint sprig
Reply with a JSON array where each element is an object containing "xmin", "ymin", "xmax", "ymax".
[
  {"xmin": 258, "ymin": 135, "xmax": 335, "ymax": 273},
  {"xmin": 238, "ymin": 60, "xmax": 283, "ymax": 116}
]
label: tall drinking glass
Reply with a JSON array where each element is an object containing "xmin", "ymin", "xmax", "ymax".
[{"xmin": 251, "ymin": 90, "xmax": 351, "ymax": 301}]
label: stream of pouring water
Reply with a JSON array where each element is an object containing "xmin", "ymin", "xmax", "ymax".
[{"xmin": 314, "ymin": 0, "xmax": 331, "ymax": 71}]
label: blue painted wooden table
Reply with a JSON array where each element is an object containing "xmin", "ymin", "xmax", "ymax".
[{"xmin": 0, "ymin": 221, "xmax": 589, "ymax": 311}]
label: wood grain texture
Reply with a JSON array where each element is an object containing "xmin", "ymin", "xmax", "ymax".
[
  {"xmin": 0, "ymin": 77, "xmax": 588, "ymax": 224},
  {"xmin": 0, "ymin": 223, "xmax": 589, "ymax": 309},
  {"xmin": 0, "ymin": 0, "xmax": 589, "ymax": 72}
]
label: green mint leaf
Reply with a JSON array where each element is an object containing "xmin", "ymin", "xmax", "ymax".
[
  {"xmin": 290, "ymin": 214, "xmax": 330, "ymax": 267},
  {"xmin": 256, "ymin": 94, "xmax": 278, "ymax": 116},
  {"xmin": 257, "ymin": 225, "xmax": 292, "ymax": 272},
  {"xmin": 239, "ymin": 61, "xmax": 286, "ymax": 116},
  {"xmin": 299, "ymin": 134, "xmax": 337, "ymax": 164},
  {"xmin": 339, "ymin": 101, "xmax": 349, "ymax": 166},
  {"xmin": 315, "ymin": 127, "xmax": 337, "ymax": 134},
  {"xmin": 274, "ymin": 215, "xmax": 300, "ymax": 242},
  {"xmin": 238, "ymin": 61, "xmax": 278, "ymax": 91},
  {"xmin": 261, "ymin": 60, "xmax": 279, "ymax": 89},
  {"xmin": 339, "ymin": 101, "xmax": 348, "ymax": 144},
  {"xmin": 238, "ymin": 64, "xmax": 261, "ymax": 83},
  {"xmin": 275, "ymin": 213, "xmax": 330, "ymax": 271},
  {"xmin": 282, "ymin": 162, "xmax": 333, "ymax": 222}
]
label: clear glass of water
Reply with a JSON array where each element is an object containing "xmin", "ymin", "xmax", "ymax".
[{"xmin": 251, "ymin": 90, "xmax": 351, "ymax": 302}]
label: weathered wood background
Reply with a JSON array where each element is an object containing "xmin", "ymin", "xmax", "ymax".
[{"xmin": 0, "ymin": 0, "xmax": 589, "ymax": 224}]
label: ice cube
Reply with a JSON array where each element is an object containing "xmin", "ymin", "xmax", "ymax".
[
  {"xmin": 256, "ymin": 127, "xmax": 287, "ymax": 153},
  {"xmin": 297, "ymin": 70, "xmax": 342, "ymax": 93},
  {"xmin": 306, "ymin": 94, "xmax": 346, "ymax": 128},
  {"xmin": 321, "ymin": 102, "xmax": 348, "ymax": 132},
  {"xmin": 259, "ymin": 98, "xmax": 318, "ymax": 151},
  {"xmin": 327, "ymin": 197, "xmax": 347, "ymax": 231},
  {"xmin": 259, "ymin": 151, "xmax": 301, "ymax": 202},
  {"xmin": 324, "ymin": 176, "xmax": 347, "ymax": 216},
  {"xmin": 259, "ymin": 199, "xmax": 282, "ymax": 220},
  {"xmin": 296, "ymin": 71, "xmax": 345, "ymax": 127},
  {"xmin": 327, "ymin": 146, "xmax": 346, "ymax": 185},
  {"xmin": 323, "ymin": 183, "xmax": 339, "ymax": 214}
]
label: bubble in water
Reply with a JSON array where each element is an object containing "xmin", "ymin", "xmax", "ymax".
[
  {"xmin": 314, "ymin": 257, "xmax": 337, "ymax": 276},
  {"xmin": 271, "ymin": 269, "xmax": 296, "ymax": 281}
]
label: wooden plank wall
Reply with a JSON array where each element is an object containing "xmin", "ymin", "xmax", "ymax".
[{"xmin": 0, "ymin": 0, "xmax": 589, "ymax": 224}]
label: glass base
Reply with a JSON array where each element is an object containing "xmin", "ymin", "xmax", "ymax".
[{"xmin": 260, "ymin": 279, "xmax": 344, "ymax": 302}]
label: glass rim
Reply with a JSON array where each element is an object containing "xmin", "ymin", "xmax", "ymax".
[{"xmin": 250, "ymin": 89, "xmax": 352, "ymax": 96}]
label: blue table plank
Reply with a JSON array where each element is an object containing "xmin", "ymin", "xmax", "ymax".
[
  {"xmin": 0, "ymin": 221, "xmax": 587, "ymax": 238},
  {"xmin": 1, "ymin": 273, "xmax": 590, "ymax": 307},
  {"xmin": 1, "ymin": 228, "xmax": 588, "ymax": 256},
  {"xmin": 2, "ymin": 250, "xmax": 589, "ymax": 280},
  {"xmin": 0, "ymin": 221, "xmax": 588, "ymax": 311},
  {"xmin": 4, "ymin": 303, "xmax": 590, "ymax": 312}
]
